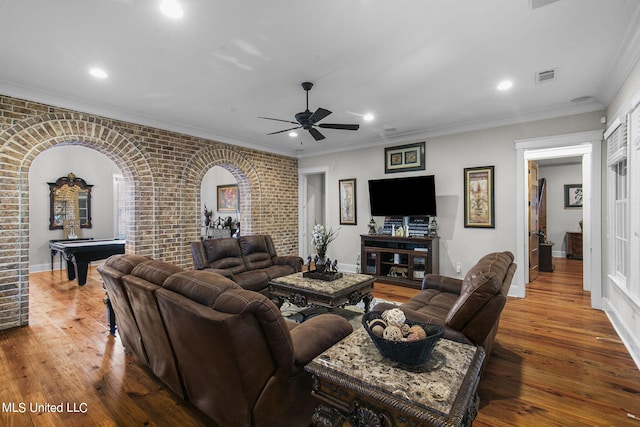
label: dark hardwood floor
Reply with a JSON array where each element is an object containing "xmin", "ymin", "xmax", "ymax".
[{"xmin": 1, "ymin": 258, "xmax": 638, "ymax": 426}]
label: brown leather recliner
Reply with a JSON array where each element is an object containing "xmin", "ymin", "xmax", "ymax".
[
  {"xmin": 97, "ymin": 254, "xmax": 150, "ymax": 363},
  {"xmin": 190, "ymin": 234, "xmax": 303, "ymax": 294},
  {"xmin": 121, "ymin": 260, "xmax": 185, "ymax": 398},
  {"xmin": 98, "ymin": 254, "xmax": 353, "ymax": 427},
  {"xmin": 156, "ymin": 270, "xmax": 353, "ymax": 427},
  {"xmin": 374, "ymin": 251, "xmax": 516, "ymax": 362}
]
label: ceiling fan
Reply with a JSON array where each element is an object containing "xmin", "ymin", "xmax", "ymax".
[{"xmin": 259, "ymin": 82, "xmax": 359, "ymax": 141}]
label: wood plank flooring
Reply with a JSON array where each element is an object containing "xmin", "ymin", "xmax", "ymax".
[{"xmin": 0, "ymin": 258, "xmax": 638, "ymax": 426}]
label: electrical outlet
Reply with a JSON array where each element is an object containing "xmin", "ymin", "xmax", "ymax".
[{"xmin": 456, "ymin": 262, "xmax": 461, "ymax": 274}]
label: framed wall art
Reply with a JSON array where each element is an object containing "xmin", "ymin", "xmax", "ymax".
[
  {"xmin": 564, "ymin": 184, "xmax": 583, "ymax": 208},
  {"xmin": 464, "ymin": 166, "xmax": 495, "ymax": 228},
  {"xmin": 217, "ymin": 184, "xmax": 239, "ymax": 212},
  {"xmin": 338, "ymin": 178, "xmax": 357, "ymax": 225},
  {"xmin": 384, "ymin": 142, "xmax": 425, "ymax": 173}
]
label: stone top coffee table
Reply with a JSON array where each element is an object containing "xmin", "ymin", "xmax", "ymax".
[
  {"xmin": 305, "ymin": 328, "xmax": 485, "ymax": 427},
  {"xmin": 268, "ymin": 272, "xmax": 374, "ymax": 313}
]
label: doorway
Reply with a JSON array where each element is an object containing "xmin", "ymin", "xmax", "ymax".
[
  {"xmin": 298, "ymin": 166, "xmax": 329, "ymax": 259},
  {"xmin": 514, "ymin": 130, "xmax": 602, "ymax": 309}
]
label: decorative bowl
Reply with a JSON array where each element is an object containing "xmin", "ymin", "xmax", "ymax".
[{"xmin": 362, "ymin": 311, "xmax": 444, "ymax": 366}]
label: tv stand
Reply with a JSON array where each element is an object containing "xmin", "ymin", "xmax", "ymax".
[{"xmin": 360, "ymin": 234, "xmax": 439, "ymax": 289}]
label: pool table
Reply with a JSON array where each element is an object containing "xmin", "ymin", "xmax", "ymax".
[{"xmin": 49, "ymin": 239, "xmax": 126, "ymax": 285}]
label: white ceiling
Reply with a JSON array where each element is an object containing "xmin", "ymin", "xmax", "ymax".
[{"xmin": 1, "ymin": 0, "xmax": 639, "ymax": 158}]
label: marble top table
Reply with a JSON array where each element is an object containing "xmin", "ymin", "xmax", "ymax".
[
  {"xmin": 305, "ymin": 328, "xmax": 485, "ymax": 427},
  {"xmin": 268, "ymin": 272, "xmax": 374, "ymax": 312}
]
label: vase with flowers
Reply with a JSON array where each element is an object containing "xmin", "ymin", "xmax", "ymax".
[{"xmin": 311, "ymin": 223, "xmax": 338, "ymax": 273}]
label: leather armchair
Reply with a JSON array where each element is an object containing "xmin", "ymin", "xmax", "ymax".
[{"xmin": 374, "ymin": 251, "xmax": 516, "ymax": 361}]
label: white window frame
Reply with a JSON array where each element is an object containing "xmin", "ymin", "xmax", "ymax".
[{"xmin": 605, "ymin": 118, "xmax": 629, "ymax": 289}]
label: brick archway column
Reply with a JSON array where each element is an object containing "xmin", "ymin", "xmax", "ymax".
[
  {"xmin": 0, "ymin": 113, "xmax": 154, "ymax": 328},
  {"xmin": 180, "ymin": 147, "xmax": 262, "ymax": 267}
]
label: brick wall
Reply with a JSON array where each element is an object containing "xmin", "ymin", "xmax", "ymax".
[{"xmin": 0, "ymin": 95, "xmax": 299, "ymax": 330}]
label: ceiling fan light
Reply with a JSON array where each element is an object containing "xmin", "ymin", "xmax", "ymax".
[
  {"xmin": 363, "ymin": 113, "xmax": 374, "ymax": 122},
  {"xmin": 289, "ymin": 132, "xmax": 298, "ymax": 137}
]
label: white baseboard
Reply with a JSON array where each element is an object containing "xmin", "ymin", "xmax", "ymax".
[{"xmin": 602, "ymin": 297, "xmax": 640, "ymax": 371}]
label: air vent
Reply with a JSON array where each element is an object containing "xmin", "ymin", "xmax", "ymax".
[{"xmin": 535, "ymin": 68, "xmax": 557, "ymax": 84}]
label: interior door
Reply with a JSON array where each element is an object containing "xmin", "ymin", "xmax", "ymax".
[{"xmin": 528, "ymin": 161, "xmax": 539, "ymax": 282}]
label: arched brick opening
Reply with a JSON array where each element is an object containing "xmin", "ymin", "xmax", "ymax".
[
  {"xmin": 0, "ymin": 113, "xmax": 154, "ymax": 327},
  {"xmin": 179, "ymin": 147, "xmax": 262, "ymax": 267}
]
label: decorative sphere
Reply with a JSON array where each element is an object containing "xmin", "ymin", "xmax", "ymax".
[
  {"xmin": 368, "ymin": 318, "xmax": 387, "ymax": 330},
  {"xmin": 401, "ymin": 324, "xmax": 411, "ymax": 336},
  {"xmin": 371, "ymin": 325, "xmax": 385, "ymax": 337},
  {"xmin": 381, "ymin": 308, "xmax": 406, "ymax": 327},
  {"xmin": 382, "ymin": 325, "xmax": 403, "ymax": 341},
  {"xmin": 408, "ymin": 325, "xmax": 427, "ymax": 340}
]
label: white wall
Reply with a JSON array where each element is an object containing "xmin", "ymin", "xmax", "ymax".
[
  {"xmin": 201, "ymin": 166, "xmax": 237, "ymax": 219},
  {"xmin": 299, "ymin": 111, "xmax": 604, "ymax": 290},
  {"xmin": 29, "ymin": 146, "xmax": 121, "ymax": 272},
  {"xmin": 538, "ymin": 162, "xmax": 583, "ymax": 256}
]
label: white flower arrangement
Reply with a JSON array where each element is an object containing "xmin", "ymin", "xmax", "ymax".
[{"xmin": 311, "ymin": 223, "xmax": 339, "ymax": 258}]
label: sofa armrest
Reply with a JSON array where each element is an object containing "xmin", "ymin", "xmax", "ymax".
[
  {"xmin": 272, "ymin": 255, "xmax": 304, "ymax": 272},
  {"xmin": 290, "ymin": 314, "xmax": 353, "ymax": 365},
  {"xmin": 190, "ymin": 241, "xmax": 209, "ymax": 270},
  {"xmin": 422, "ymin": 274, "xmax": 463, "ymax": 294}
]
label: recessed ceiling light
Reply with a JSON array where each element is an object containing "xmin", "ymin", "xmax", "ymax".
[
  {"xmin": 160, "ymin": 0, "xmax": 183, "ymax": 18},
  {"xmin": 89, "ymin": 68, "xmax": 108, "ymax": 79},
  {"xmin": 497, "ymin": 80, "xmax": 513, "ymax": 91},
  {"xmin": 363, "ymin": 113, "xmax": 375, "ymax": 122},
  {"xmin": 289, "ymin": 131, "xmax": 298, "ymax": 137}
]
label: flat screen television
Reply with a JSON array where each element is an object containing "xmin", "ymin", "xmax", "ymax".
[{"xmin": 368, "ymin": 175, "xmax": 437, "ymax": 217}]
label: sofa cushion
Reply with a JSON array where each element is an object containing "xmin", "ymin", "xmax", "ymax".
[
  {"xmin": 202, "ymin": 238, "xmax": 247, "ymax": 274},
  {"xmin": 130, "ymin": 259, "xmax": 183, "ymax": 285},
  {"xmin": 239, "ymin": 235, "xmax": 274, "ymax": 270},
  {"xmin": 401, "ymin": 289, "xmax": 458, "ymax": 322},
  {"xmin": 234, "ymin": 270, "xmax": 271, "ymax": 292},
  {"xmin": 163, "ymin": 270, "xmax": 241, "ymax": 306},
  {"xmin": 445, "ymin": 252, "xmax": 512, "ymax": 330}
]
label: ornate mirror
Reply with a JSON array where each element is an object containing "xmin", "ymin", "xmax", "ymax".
[{"xmin": 48, "ymin": 173, "xmax": 93, "ymax": 230}]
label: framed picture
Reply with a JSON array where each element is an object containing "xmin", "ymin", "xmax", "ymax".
[
  {"xmin": 338, "ymin": 178, "xmax": 357, "ymax": 225},
  {"xmin": 564, "ymin": 184, "xmax": 583, "ymax": 208},
  {"xmin": 384, "ymin": 142, "xmax": 425, "ymax": 173},
  {"xmin": 464, "ymin": 166, "xmax": 495, "ymax": 228},
  {"xmin": 217, "ymin": 184, "xmax": 239, "ymax": 212}
]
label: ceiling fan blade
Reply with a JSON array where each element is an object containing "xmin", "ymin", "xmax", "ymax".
[
  {"xmin": 259, "ymin": 116, "xmax": 299, "ymax": 125},
  {"xmin": 309, "ymin": 108, "xmax": 332, "ymax": 124},
  {"xmin": 266, "ymin": 126, "xmax": 301, "ymax": 135},
  {"xmin": 308, "ymin": 127, "xmax": 326, "ymax": 141},
  {"xmin": 318, "ymin": 123, "xmax": 360, "ymax": 131}
]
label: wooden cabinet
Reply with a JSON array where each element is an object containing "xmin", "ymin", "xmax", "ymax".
[
  {"xmin": 361, "ymin": 235, "xmax": 439, "ymax": 288},
  {"xmin": 539, "ymin": 242, "xmax": 554, "ymax": 272},
  {"xmin": 566, "ymin": 232, "xmax": 583, "ymax": 259}
]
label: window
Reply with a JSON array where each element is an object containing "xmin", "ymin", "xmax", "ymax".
[
  {"xmin": 113, "ymin": 174, "xmax": 126, "ymax": 240},
  {"xmin": 605, "ymin": 119, "xmax": 629, "ymax": 286}
]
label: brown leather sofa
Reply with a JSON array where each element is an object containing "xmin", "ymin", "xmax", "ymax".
[
  {"xmin": 190, "ymin": 234, "xmax": 303, "ymax": 294},
  {"xmin": 374, "ymin": 251, "xmax": 516, "ymax": 363},
  {"xmin": 98, "ymin": 254, "xmax": 352, "ymax": 427}
]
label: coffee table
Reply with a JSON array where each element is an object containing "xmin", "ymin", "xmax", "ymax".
[
  {"xmin": 268, "ymin": 272, "xmax": 375, "ymax": 313},
  {"xmin": 305, "ymin": 328, "xmax": 485, "ymax": 427}
]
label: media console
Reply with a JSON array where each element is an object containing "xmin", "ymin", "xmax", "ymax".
[{"xmin": 360, "ymin": 234, "xmax": 439, "ymax": 288}]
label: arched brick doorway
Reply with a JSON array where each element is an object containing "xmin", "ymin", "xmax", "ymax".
[{"xmin": 0, "ymin": 113, "xmax": 154, "ymax": 327}]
